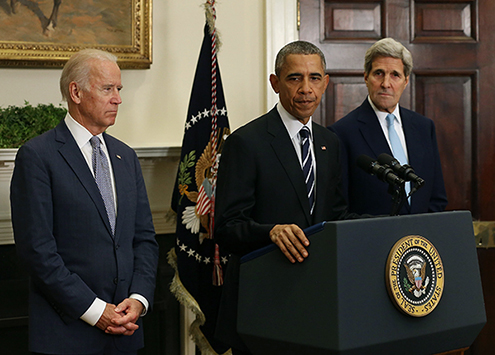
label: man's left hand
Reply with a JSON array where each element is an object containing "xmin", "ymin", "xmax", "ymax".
[{"xmin": 106, "ymin": 298, "xmax": 144, "ymax": 336}]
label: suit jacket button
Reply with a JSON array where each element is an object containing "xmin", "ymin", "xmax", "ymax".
[{"xmin": 114, "ymin": 278, "xmax": 118, "ymax": 285}]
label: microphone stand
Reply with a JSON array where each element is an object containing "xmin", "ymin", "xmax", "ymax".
[
  {"xmin": 389, "ymin": 181, "xmax": 421, "ymax": 216},
  {"xmin": 389, "ymin": 181, "xmax": 407, "ymax": 216}
]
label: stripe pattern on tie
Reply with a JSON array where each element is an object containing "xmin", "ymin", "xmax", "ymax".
[
  {"xmin": 90, "ymin": 136, "xmax": 116, "ymax": 235},
  {"xmin": 300, "ymin": 126, "xmax": 315, "ymax": 214},
  {"xmin": 386, "ymin": 113, "xmax": 411, "ymax": 199}
]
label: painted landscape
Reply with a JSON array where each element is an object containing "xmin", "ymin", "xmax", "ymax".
[{"xmin": 0, "ymin": 0, "xmax": 132, "ymax": 46}]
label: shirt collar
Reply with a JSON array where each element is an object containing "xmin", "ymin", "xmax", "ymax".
[
  {"xmin": 276, "ymin": 102, "xmax": 313, "ymax": 140},
  {"xmin": 64, "ymin": 113, "xmax": 105, "ymax": 148},
  {"xmin": 367, "ymin": 96, "xmax": 402, "ymax": 124}
]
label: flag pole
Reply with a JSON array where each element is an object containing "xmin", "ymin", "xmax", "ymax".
[{"xmin": 205, "ymin": 0, "xmax": 224, "ymax": 287}]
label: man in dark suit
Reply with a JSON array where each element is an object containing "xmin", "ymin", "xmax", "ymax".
[
  {"xmin": 214, "ymin": 41, "xmax": 356, "ymax": 354},
  {"xmin": 330, "ymin": 38, "xmax": 448, "ymax": 215},
  {"xmin": 10, "ymin": 49, "xmax": 159, "ymax": 355}
]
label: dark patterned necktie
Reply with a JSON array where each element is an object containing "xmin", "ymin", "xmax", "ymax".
[
  {"xmin": 300, "ymin": 127, "xmax": 315, "ymax": 214},
  {"xmin": 90, "ymin": 136, "xmax": 116, "ymax": 234}
]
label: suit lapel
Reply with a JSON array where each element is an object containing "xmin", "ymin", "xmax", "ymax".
[
  {"xmin": 312, "ymin": 124, "xmax": 329, "ymax": 224},
  {"xmin": 266, "ymin": 109, "xmax": 312, "ymax": 225},
  {"xmin": 55, "ymin": 122, "xmax": 114, "ymax": 238},
  {"xmin": 357, "ymin": 100, "xmax": 393, "ymax": 158},
  {"xmin": 401, "ymin": 107, "xmax": 425, "ymax": 167},
  {"xmin": 400, "ymin": 108, "xmax": 425, "ymax": 213},
  {"xmin": 104, "ymin": 133, "xmax": 129, "ymax": 243}
]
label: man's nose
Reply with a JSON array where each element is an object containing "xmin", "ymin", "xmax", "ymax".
[
  {"xmin": 299, "ymin": 78, "xmax": 312, "ymax": 93},
  {"xmin": 112, "ymin": 90, "xmax": 122, "ymax": 104},
  {"xmin": 381, "ymin": 75, "xmax": 391, "ymax": 88}
]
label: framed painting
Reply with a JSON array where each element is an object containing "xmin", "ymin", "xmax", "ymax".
[{"xmin": 0, "ymin": 0, "xmax": 152, "ymax": 69}]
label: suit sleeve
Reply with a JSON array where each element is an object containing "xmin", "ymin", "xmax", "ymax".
[
  {"xmin": 10, "ymin": 144, "xmax": 98, "ymax": 322},
  {"xmin": 127, "ymin": 152, "xmax": 159, "ymax": 306},
  {"xmin": 214, "ymin": 132, "xmax": 275, "ymax": 256},
  {"xmin": 328, "ymin": 125, "xmax": 350, "ymax": 203}
]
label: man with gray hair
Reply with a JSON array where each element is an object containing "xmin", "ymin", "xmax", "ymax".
[
  {"xmin": 10, "ymin": 49, "xmax": 159, "ymax": 355},
  {"xmin": 330, "ymin": 37, "xmax": 447, "ymax": 215}
]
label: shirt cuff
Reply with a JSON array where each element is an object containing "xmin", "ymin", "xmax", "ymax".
[
  {"xmin": 80, "ymin": 297, "xmax": 106, "ymax": 326},
  {"xmin": 130, "ymin": 293, "xmax": 149, "ymax": 317}
]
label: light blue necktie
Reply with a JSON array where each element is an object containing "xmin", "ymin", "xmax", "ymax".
[
  {"xmin": 300, "ymin": 127, "xmax": 315, "ymax": 214},
  {"xmin": 386, "ymin": 114, "xmax": 410, "ymax": 200},
  {"xmin": 90, "ymin": 136, "xmax": 116, "ymax": 234}
]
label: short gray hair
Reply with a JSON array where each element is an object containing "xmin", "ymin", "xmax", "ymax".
[
  {"xmin": 274, "ymin": 40, "xmax": 326, "ymax": 77},
  {"xmin": 60, "ymin": 49, "xmax": 118, "ymax": 101},
  {"xmin": 364, "ymin": 38, "xmax": 413, "ymax": 77}
]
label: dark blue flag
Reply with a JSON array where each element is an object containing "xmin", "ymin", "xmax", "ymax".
[{"xmin": 169, "ymin": 18, "xmax": 231, "ymax": 354}]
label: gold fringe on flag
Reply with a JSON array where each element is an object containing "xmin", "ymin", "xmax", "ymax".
[
  {"xmin": 168, "ymin": 248, "xmax": 232, "ymax": 355},
  {"xmin": 203, "ymin": 1, "xmax": 222, "ymax": 50}
]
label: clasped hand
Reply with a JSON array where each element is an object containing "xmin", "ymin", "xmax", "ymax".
[
  {"xmin": 269, "ymin": 224, "xmax": 310, "ymax": 263},
  {"xmin": 96, "ymin": 298, "xmax": 144, "ymax": 336}
]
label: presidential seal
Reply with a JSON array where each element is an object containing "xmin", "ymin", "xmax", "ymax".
[{"xmin": 385, "ymin": 235, "xmax": 444, "ymax": 317}]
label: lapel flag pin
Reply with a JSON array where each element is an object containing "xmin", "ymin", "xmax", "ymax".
[{"xmin": 321, "ymin": 146, "xmax": 326, "ymax": 151}]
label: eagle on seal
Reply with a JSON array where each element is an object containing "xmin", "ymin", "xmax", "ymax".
[{"xmin": 404, "ymin": 256, "xmax": 429, "ymax": 298}]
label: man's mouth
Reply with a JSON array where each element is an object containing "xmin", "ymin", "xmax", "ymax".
[{"xmin": 296, "ymin": 98, "xmax": 315, "ymax": 104}]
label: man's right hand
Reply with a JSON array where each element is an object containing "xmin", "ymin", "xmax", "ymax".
[
  {"xmin": 269, "ymin": 224, "xmax": 310, "ymax": 263},
  {"xmin": 96, "ymin": 303, "xmax": 139, "ymax": 336}
]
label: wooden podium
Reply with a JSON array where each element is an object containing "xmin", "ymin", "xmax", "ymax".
[{"xmin": 238, "ymin": 211, "xmax": 486, "ymax": 355}]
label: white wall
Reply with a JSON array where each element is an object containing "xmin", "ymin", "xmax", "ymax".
[
  {"xmin": 0, "ymin": 0, "xmax": 298, "ymax": 245},
  {"xmin": 0, "ymin": 0, "xmax": 268, "ymax": 148}
]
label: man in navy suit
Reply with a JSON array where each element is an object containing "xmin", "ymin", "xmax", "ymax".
[
  {"xmin": 10, "ymin": 49, "xmax": 159, "ymax": 355},
  {"xmin": 214, "ymin": 41, "xmax": 357, "ymax": 354},
  {"xmin": 330, "ymin": 38, "xmax": 448, "ymax": 215}
]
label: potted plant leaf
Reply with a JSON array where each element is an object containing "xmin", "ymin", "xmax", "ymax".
[{"xmin": 0, "ymin": 101, "xmax": 67, "ymax": 149}]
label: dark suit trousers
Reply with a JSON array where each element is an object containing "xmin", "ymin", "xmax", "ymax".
[{"xmin": 33, "ymin": 341, "xmax": 138, "ymax": 355}]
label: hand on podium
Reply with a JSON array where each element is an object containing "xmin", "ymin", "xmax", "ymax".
[{"xmin": 269, "ymin": 224, "xmax": 310, "ymax": 263}]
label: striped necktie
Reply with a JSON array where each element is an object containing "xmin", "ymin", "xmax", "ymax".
[
  {"xmin": 300, "ymin": 127, "xmax": 315, "ymax": 214},
  {"xmin": 386, "ymin": 114, "xmax": 411, "ymax": 200},
  {"xmin": 90, "ymin": 136, "xmax": 116, "ymax": 234}
]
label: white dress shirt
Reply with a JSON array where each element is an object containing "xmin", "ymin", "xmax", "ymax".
[
  {"xmin": 277, "ymin": 102, "xmax": 317, "ymax": 200},
  {"xmin": 368, "ymin": 96, "xmax": 409, "ymax": 162}
]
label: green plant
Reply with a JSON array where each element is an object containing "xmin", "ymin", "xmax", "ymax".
[{"xmin": 0, "ymin": 101, "xmax": 67, "ymax": 148}]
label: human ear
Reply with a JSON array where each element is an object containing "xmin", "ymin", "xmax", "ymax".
[
  {"xmin": 269, "ymin": 74, "xmax": 280, "ymax": 94},
  {"xmin": 68, "ymin": 82, "xmax": 82, "ymax": 104}
]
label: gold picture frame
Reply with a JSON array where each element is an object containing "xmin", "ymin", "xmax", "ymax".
[{"xmin": 0, "ymin": 0, "xmax": 152, "ymax": 69}]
